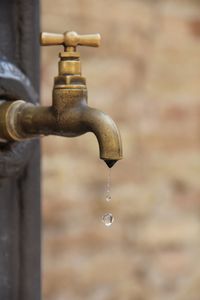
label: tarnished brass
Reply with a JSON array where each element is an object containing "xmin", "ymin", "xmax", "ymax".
[
  {"xmin": 0, "ymin": 31, "xmax": 122, "ymax": 167},
  {"xmin": 59, "ymin": 60, "xmax": 81, "ymax": 75},
  {"xmin": 40, "ymin": 31, "xmax": 101, "ymax": 48}
]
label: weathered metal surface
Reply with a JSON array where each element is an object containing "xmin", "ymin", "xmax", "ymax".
[
  {"xmin": 0, "ymin": 31, "xmax": 122, "ymax": 168},
  {"xmin": 0, "ymin": 59, "xmax": 38, "ymax": 178},
  {"xmin": 0, "ymin": 0, "xmax": 41, "ymax": 299}
]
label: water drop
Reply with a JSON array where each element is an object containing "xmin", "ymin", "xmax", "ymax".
[
  {"xmin": 106, "ymin": 168, "xmax": 111, "ymax": 202},
  {"xmin": 102, "ymin": 213, "xmax": 114, "ymax": 227},
  {"xmin": 106, "ymin": 194, "xmax": 111, "ymax": 202}
]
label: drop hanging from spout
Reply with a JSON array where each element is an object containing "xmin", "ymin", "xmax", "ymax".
[{"xmin": 104, "ymin": 159, "xmax": 118, "ymax": 168}]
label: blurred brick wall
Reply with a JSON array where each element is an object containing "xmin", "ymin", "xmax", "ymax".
[{"xmin": 41, "ymin": 1, "xmax": 200, "ymax": 299}]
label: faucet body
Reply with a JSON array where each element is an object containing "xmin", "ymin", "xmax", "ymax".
[{"xmin": 0, "ymin": 31, "xmax": 122, "ymax": 167}]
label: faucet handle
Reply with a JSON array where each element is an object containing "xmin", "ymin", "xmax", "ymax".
[{"xmin": 40, "ymin": 31, "xmax": 101, "ymax": 49}]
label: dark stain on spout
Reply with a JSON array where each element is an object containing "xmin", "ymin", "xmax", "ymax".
[{"xmin": 104, "ymin": 159, "xmax": 117, "ymax": 168}]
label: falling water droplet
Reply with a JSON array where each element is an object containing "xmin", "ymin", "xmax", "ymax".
[
  {"xmin": 102, "ymin": 213, "xmax": 114, "ymax": 227},
  {"xmin": 106, "ymin": 168, "xmax": 111, "ymax": 202},
  {"xmin": 106, "ymin": 194, "xmax": 111, "ymax": 202}
]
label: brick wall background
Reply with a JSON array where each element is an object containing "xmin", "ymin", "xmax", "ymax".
[{"xmin": 41, "ymin": 1, "xmax": 200, "ymax": 299}]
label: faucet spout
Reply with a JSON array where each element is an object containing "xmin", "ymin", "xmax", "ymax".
[
  {"xmin": 81, "ymin": 107, "xmax": 122, "ymax": 167},
  {"xmin": 0, "ymin": 98, "xmax": 122, "ymax": 167}
]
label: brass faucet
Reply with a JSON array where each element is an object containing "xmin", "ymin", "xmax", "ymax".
[{"xmin": 0, "ymin": 31, "xmax": 122, "ymax": 168}]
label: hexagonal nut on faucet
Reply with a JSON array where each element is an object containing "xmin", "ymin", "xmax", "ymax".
[{"xmin": 54, "ymin": 75, "xmax": 87, "ymax": 88}]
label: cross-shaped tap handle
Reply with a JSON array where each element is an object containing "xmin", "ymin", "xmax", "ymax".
[{"xmin": 40, "ymin": 31, "xmax": 101, "ymax": 49}]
